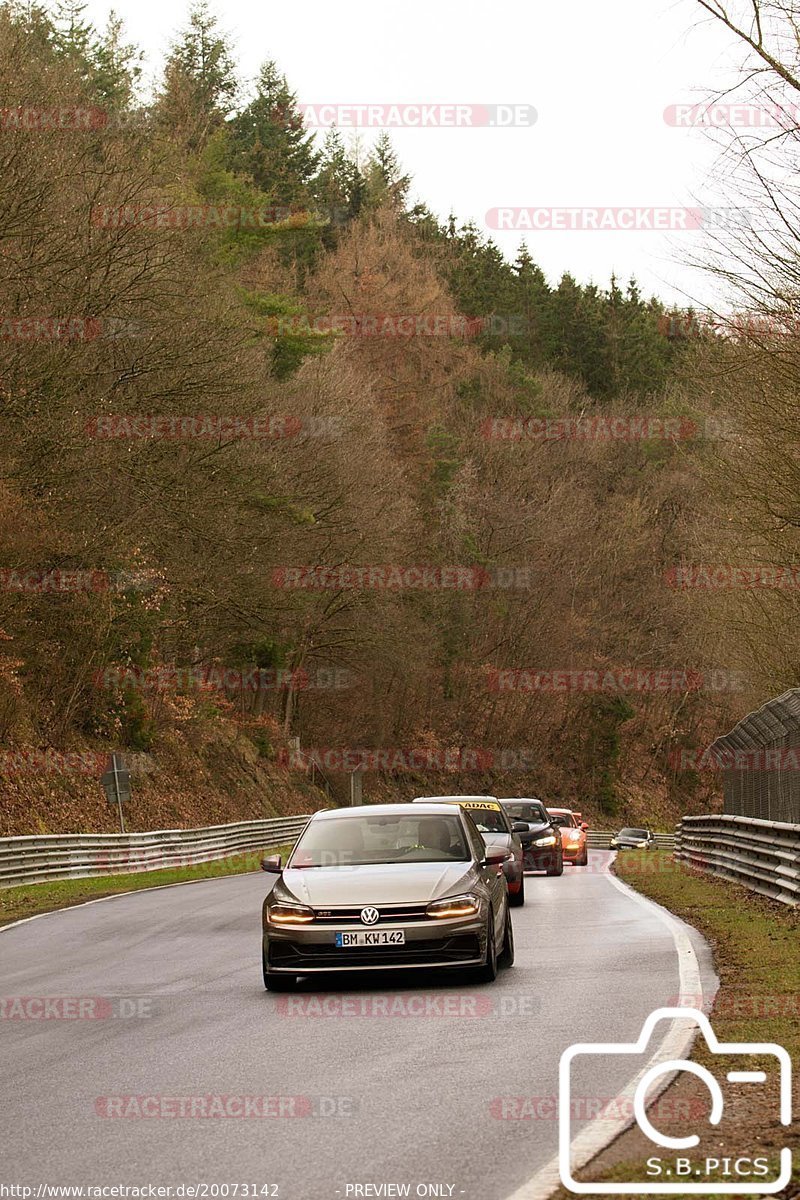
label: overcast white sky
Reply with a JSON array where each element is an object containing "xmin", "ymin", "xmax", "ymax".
[{"xmin": 82, "ymin": 0, "xmax": 745, "ymax": 307}]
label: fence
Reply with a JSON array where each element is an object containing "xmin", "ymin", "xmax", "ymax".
[
  {"xmin": 675, "ymin": 813, "xmax": 799, "ymax": 907},
  {"xmin": 587, "ymin": 831, "xmax": 675, "ymax": 849},
  {"xmin": 710, "ymin": 688, "xmax": 800, "ymax": 823},
  {"xmin": 0, "ymin": 817, "xmax": 675, "ymax": 888},
  {"xmin": 0, "ymin": 815, "xmax": 311, "ymax": 888}
]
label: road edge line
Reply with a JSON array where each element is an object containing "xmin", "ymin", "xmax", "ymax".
[{"xmin": 503, "ymin": 856, "xmax": 708, "ymax": 1200}]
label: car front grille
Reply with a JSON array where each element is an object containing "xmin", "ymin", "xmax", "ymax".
[{"xmin": 309, "ymin": 904, "xmax": 430, "ymax": 924}]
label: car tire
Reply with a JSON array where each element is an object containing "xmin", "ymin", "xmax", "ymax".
[
  {"xmin": 546, "ymin": 854, "xmax": 564, "ymax": 876},
  {"xmin": 497, "ymin": 906, "xmax": 515, "ymax": 969},
  {"xmin": 263, "ymin": 949, "xmax": 297, "ymax": 992},
  {"xmin": 577, "ymin": 847, "xmax": 589, "ymax": 866},
  {"xmin": 509, "ymin": 875, "xmax": 525, "ymax": 907},
  {"xmin": 473, "ymin": 909, "xmax": 499, "ymax": 983}
]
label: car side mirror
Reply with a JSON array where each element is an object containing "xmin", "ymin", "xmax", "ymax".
[
  {"xmin": 484, "ymin": 849, "xmax": 506, "ymax": 866},
  {"xmin": 261, "ymin": 854, "xmax": 282, "ymax": 873},
  {"xmin": 511, "ymin": 821, "xmax": 529, "ymax": 833},
  {"xmin": 581, "ymin": 822, "xmax": 589, "ymax": 831}
]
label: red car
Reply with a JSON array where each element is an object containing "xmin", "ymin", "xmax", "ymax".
[{"xmin": 546, "ymin": 808, "xmax": 589, "ymax": 866}]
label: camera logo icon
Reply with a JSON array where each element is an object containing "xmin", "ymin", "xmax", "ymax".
[{"xmin": 559, "ymin": 1007, "xmax": 792, "ymax": 1194}]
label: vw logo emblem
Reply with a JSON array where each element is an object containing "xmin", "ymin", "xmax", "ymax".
[{"xmin": 360, "ymin": 907, "xmax": 380, "ymax": 926}]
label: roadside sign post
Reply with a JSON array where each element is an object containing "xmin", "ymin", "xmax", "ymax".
[
  {"xmin": 350, "ymin": 768, "xmax": 364, "ymax": 806},
  {"xmin": 101, "ymin": 753, "xmax": 131, "ymax": 833}
]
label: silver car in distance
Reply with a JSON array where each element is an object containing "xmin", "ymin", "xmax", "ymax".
[{"xmin": 260, "ymin": 803, "xmax": 514, "ymax": 990}]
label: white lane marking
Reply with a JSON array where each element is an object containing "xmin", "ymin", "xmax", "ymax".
[
  {"xmin": 504, "ymin": 853, "xmax": 706, "ymax": 1200},
  {"xmin": 0, "ymin": 868, "xmax": 265, "ymax": 935}
]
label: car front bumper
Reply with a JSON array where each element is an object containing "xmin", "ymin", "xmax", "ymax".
[
  {"xmin": 522, "ymin": 844, "xmax": 560, "ymax": 870},
  {"xmin": 263, "ymin": 912, "xmax": 487, "ymax": 974}
]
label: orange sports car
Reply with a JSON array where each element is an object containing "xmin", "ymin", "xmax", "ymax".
[{"xmin": 546, "ymin": 808, "xmax": 589, "ymax": 866}]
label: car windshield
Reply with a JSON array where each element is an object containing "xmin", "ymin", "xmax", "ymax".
[
  {"xmin": 619, "ymin": 828, "xmax": 648, "ymax": 839},
  {"xmin": 550, "ymin": 814, "xmax": 575, "ymax": 828},
  {"xmin": 503, "ymin": 802, "xmax": 548, "ymax": 824},
  {"xmin": 288, "ymin": 813, "xmax": 471, "ymax": 867},
  {"xmin": 460, "ymin": 807, "xmax": 508, "ymax": 833}
]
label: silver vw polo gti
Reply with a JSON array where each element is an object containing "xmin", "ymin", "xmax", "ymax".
[{"xmin": 260, "ymin": 803, "xmax": 513, "ymax": 990}]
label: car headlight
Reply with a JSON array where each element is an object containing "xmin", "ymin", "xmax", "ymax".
[
  {"xmin": 636, "ymin": 840, "xmax": 648, "ymax": 848},
  {"xmin": 427, "ymin": 894, "xmax": 480, "ymax": 919},
  {"xmin": 534, "ymin": 835, "xmax": 557, "ymax": 846},
  {"xmin": 266, "ymin": 902, "xmax": 315, "ymax": 926}
]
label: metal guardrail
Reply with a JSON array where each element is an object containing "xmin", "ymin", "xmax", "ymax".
[
  {"xmin": 0, "ymin": 815, "xmax": 311, "ymax": 888},
  {"xmin": 675, "ymin": 814, "xmax": 800, "ymax": 907},
  {"xmin": 587, "ymin": 831, "xmax": 675, "ymax": 849},
  {"xmin": 0, "ymin": 817, "xmax": 677, "ymax": 889}
]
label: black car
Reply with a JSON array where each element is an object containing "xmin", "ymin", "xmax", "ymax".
[
  {"xmin": 499, "ymin": 798, "xmax": 564, "ymax": 876},
  {"xmin": 609, "ymin": 827, "xmax": 657, "ymax": 851}
]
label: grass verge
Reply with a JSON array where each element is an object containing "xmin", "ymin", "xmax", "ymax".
[
  {"xmin": 548, "ymin": 849, "xmax": 799, "ymax": 1199},
  {"xmin": 0, "ymin": 844, "xmax": 294, "ymax": 928}
]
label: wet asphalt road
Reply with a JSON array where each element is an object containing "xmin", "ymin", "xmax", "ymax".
[{"xmin": 1, "ymin": 852, "xmax": 715, "ymax": 1200}]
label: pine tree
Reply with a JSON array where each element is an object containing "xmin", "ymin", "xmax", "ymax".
[
  {"xmin": 51, "ymin": 0, "xmax": 94, "ymax": 81},
  {"xmin": 156, "ymin": 2, "xmax": 238, "ymax": 151},
  {"xmin": 6, "ymin": 0, "xmax": 54, "ymax": 50},
  {"xmin": 227, "ymin": 60, "xmax": 319, "ymax": 204},
  {"xmin": 363, "ymin": 132, "xmax": 411, "ymax": 210},
  {"xmin": 92, "ymin": 11, "xmax": 142, "ymax": 108},
  {"xmin": 513, "ymin": 243, "xmax": 549, "ymax": 367},
  {"xmin": 313, "ymin": 127, "xmax": 365, "ymax": 223}
]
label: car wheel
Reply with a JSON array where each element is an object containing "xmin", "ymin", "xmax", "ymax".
[
  {"xmin": 577, "ymin": 846, "xmax": 589, "ymax": 866},
  {"xmin": 497, "ymin": 906, "xmax": 515, "ymax": 968},
  {"xmin": 509, "ymin": 874, "xmax": 525, "ymax": 907},
  {"xmin": 546, "ymin": 854, "xmax": 564, "ymax": 876},
  {"xmin": 473, "ymin": 910, "xmax": 499, "ymax": 983},
  {"xmin": 263, "ymin": 949, "xmax": 297, "ymax": 992}
]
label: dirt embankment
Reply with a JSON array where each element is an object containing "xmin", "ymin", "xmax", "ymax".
[{"xmin": 0, "ymin": 718, "xmax": 327, "ymax": 837}]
